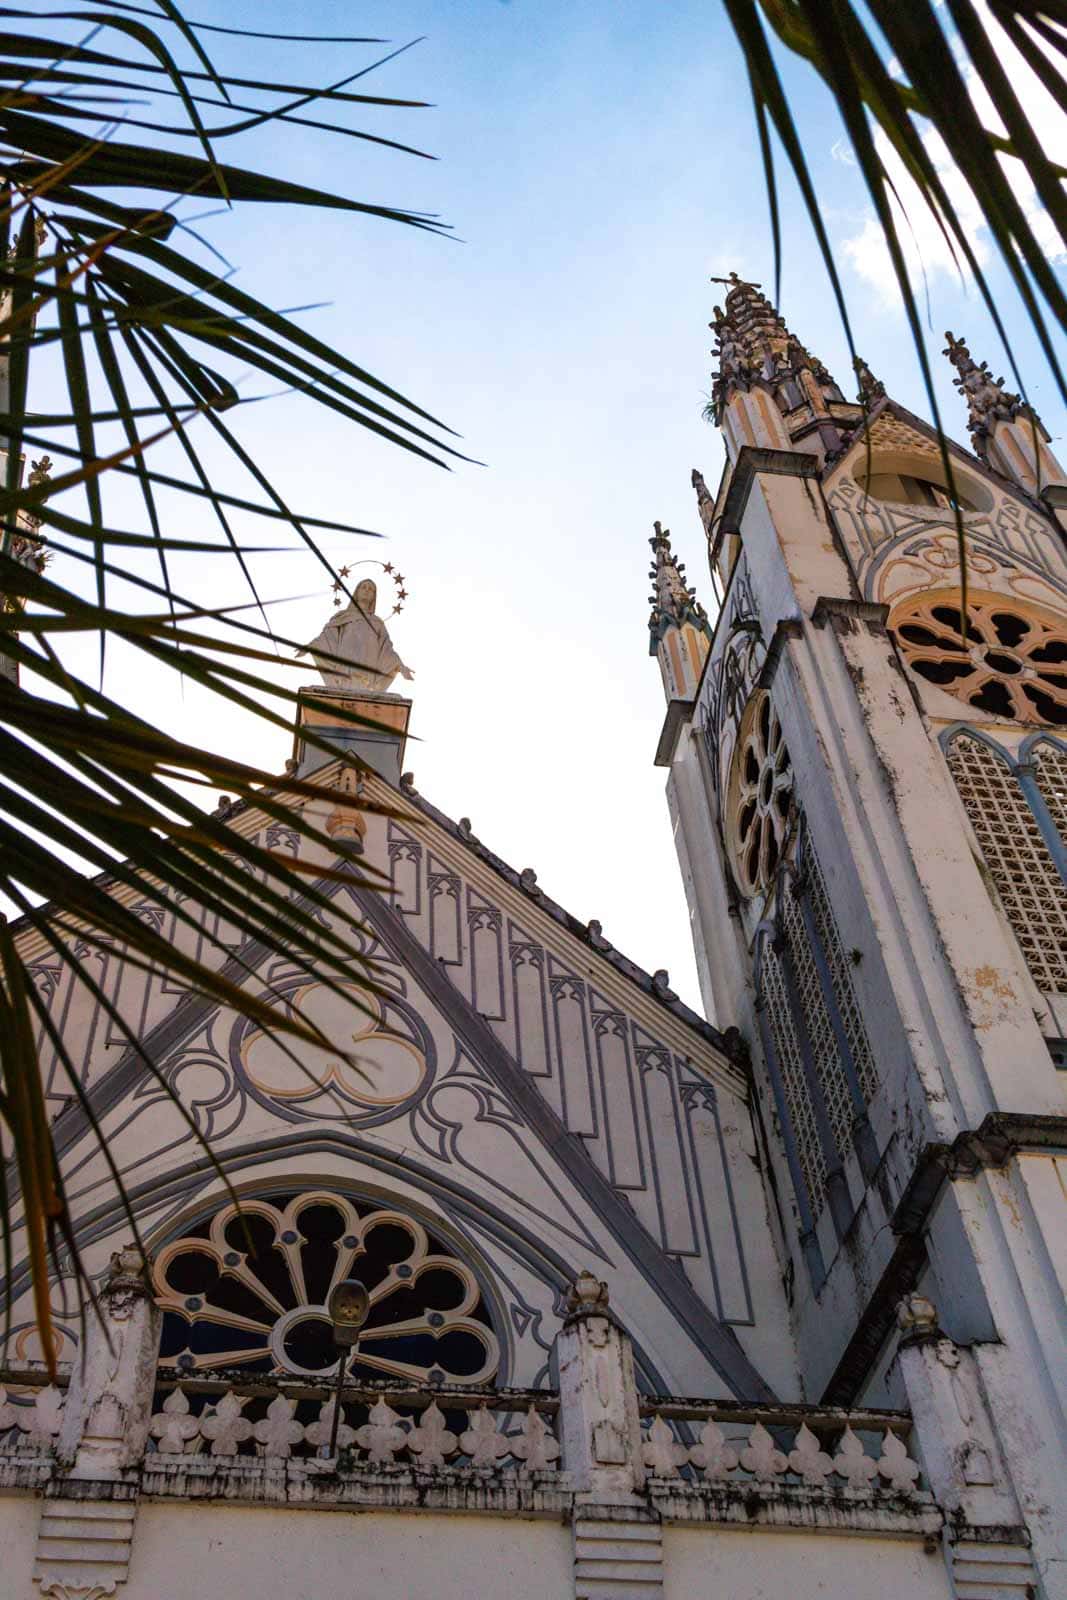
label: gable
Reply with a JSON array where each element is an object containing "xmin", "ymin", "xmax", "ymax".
[{"xmin": 10, "ymin": 765, "xmax": 795, "ymax": 1400}]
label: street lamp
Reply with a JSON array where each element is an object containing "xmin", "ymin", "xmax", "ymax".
[{"xmin": 323, "ymin": 1278, "xmax": 370, "ymax": 1460}]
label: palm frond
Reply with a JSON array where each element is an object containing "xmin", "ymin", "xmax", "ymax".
[{"xmin": 0, "ymin": 10, "xmax": 455, "ymax": 1366}]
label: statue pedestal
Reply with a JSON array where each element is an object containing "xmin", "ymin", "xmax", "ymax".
[{"xmin": 293, "ymin": 686, "xmax": 412, "ymax": 787}]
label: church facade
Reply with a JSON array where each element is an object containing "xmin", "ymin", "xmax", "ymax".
[{"xmin": 0, "ymin": 282, "xmax": 1064, "ymax": 1598}]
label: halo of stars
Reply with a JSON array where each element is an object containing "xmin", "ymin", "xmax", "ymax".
[{"xmin": 332, "ymin": 559, "xmax": 409, "ymax": 617}]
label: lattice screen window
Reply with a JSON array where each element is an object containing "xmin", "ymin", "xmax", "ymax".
[
  {"xmin": 805, "ymin": 848, "xmax": 879, "ymax": 1104},
  {"xmin": 780, "ymin": 889, "xmax": 854, "ymax": 1164},
  {"xmin": 759, "ymin": 939, "xmax": 828, "ymax": 1214},
  {"xmin": 946, "ymin": 734, "xmax": 1067, "ymax": 994}
]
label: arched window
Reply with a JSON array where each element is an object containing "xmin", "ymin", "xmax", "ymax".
[
  {"xmin": 945, "ymin": 731, "xmax": 1067, "ymax": 994},
  {"xmin": 154, "ymin": 1189, "xmax": 501, "ymax": 1384}
]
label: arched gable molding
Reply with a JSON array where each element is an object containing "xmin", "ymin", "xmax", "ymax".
[
  {"xmin": 3, "ymin": 1132, "xmax": 681, "ymax": 1401},
  {"xmin": 1020, "ymin": 730, "xmax": 1067, "ymax": 763},
  {"xmin": 938, "ymin": 721, "xmax": 1016, "ymax": 766}
]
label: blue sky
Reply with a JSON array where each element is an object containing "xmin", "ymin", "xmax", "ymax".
[{"xmin": 28, "ymin": 1, "xmax": 1067, "ymax": 1013}]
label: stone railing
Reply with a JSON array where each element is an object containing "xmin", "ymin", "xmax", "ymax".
[
  {"xmin": 147, "ymin": 1373, "xmax": 561, "ymax": 1471},
  {"xmin": 0, "ymin": 1261, "xmax": 1042, "ymax": 1600},
  {"xmin": 637, "ymin": 1397, "xmax": 920, "ymax": 1494},
  {"xmin": 0, "ymin": 1368, "xmax": 68, "ymax": 1455}
]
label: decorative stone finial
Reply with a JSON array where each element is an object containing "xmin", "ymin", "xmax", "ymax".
[
  {"xmin": 586, "ymin": 919, "xmax": 612, "ymax": 952},
  {"xmin": 651, "ymin": 969, "xmax": 676, "ymax": 1001},
  {"xmin": 943, "ymin": 330, "xmax": 1028, "ymax": 443},
  {"xmin": 519, "ymin": 867, "xmax": 540, "ymax": 897},
  {"xmin": 896, "ymin": 1292, "xmax": 940, "ymax": 1339},
  {"xmin": 648, "ymin": 522, "xmax": 707, "ymax": 639},
  {"xmin": 565, "ymin": 1270, "xmax": 610, "ymax": 1318},
  {"xmin": 399, "ymin": 771, "xmax": 417, "ymax": 793},
  {"xmin": 853, "ymin": 355, "xmax": 885, "ymax": 404},
  {"xmin": 103, "ymin": 1243, "xmax": 151, "ymax": 1302}
]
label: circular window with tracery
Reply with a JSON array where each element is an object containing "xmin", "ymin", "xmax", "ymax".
[
  {"xmin": 726, "ymin": 690, "xmax": 794, "ymax": 897},
  {"xmin": 154, "ymin": 1191, "xmax": 500, "ymax": 1385},
  {"xmin": 891, "ymin": 592, "xmax": 1067, "ymax": 726}
]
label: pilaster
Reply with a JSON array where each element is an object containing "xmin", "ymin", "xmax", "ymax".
[
  {"xmin": 34, "ymin": 1246, "xmax": 159, "ymax": 1599},
  {"xmin": 556, "ymin": 1272, "xmax": 663, "ymax": 1598},
  {"xmin": 893, "ymin": 1294, "xmax": 1039, "ymax": 1600}
]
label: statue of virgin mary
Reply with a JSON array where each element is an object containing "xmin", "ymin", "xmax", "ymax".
[{"xmin": 299, "ymin": 579, "xmax": 414, "ymax": 693}]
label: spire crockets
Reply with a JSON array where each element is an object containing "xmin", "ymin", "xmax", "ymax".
[
  {"xmin": 708, "ymin": 273, "xmax": 858, "ymax": 463},
  {"xmin": 648, "ymin": 521, "xmax": 711, "ymax": 703},
  {"xmin": 941, "ymin": 330, "xmax": 1067, "ymax": 506}
]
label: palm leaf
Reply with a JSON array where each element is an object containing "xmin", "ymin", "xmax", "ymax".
[{"xmin": 0, "ymin": 10, "xmax": 456, "ymax": 1363}]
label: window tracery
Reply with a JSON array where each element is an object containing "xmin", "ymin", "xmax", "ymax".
[
  {"xmin": 154, "ymin": 1191, "xmax": 500, "ymax": 1384},
  {"xmin": 727, "ymin": 690, "xmax": 794, "ymax": 896},
  {"xmin": 892, "ymin": 592, "xmax": 1067, "ymax": 725},
  {"xmin": 945, "ymin": 732, "xmax": 1067, "ymax": 993}
]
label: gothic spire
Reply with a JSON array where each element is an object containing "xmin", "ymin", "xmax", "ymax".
[
  {"xmin": 708, "ymin": 272, "xmax": 852, "ymax": 459},
  {"xmin": 648, "ymin": 521, "xmax": 706, "ymax": 638},
  {"xmin": 647, "ymin": 521, "xmax": 711, "ymax": 704},
  {"xmin": 853, "ymin": 356, "xmax": 885, "ymax": 405},
  {"xmin": 943, "ymin": 331, "xmax": 1031, "ymax": 444}
]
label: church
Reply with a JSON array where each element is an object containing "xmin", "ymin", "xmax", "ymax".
[{"xmin": 0, "ymin": 277, "xmax": 1064, "ymax": 1599}]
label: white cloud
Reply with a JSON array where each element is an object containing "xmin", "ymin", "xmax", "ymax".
[{"xmin": 841, "ymin": 2, "xmax": 1066, "ymax": 307}]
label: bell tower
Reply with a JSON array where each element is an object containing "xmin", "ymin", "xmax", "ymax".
[{"xmin": 653, "ymin": 281, "xmax": 1067, "ymax": 1592}]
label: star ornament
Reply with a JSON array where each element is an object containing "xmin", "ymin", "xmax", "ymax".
[{"xmin": 329, "ymin": 558, "xmax": 410, "ymax": 614}]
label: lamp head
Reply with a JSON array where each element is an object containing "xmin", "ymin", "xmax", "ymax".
[{"xmin": 328, "ymin": 1278, "xmax": 370, "ymax": 1347}]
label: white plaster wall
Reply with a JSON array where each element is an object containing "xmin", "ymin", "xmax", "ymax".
[
  {"xmin": 0, "ymin": 1495, "xmax": 39, "ymax": 1596},
  {"xmin": 127, "ymin": 1505, "xmax": 572, "ymax": 1600},
  {"xmin": 662, "ymin": 1526, "xmax": 953, "ymax": 1600}
]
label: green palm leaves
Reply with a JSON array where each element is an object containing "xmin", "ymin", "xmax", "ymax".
[{"xmin": 0, "ymin": 4, "xmax": 454, "ymax": 1365}]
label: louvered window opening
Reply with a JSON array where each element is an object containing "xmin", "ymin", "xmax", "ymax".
[{"xmin": 946, "ymin": 734, "xmax": 1067, "ymax": 995}]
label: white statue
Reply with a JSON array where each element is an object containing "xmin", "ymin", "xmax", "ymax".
[{"xmin": 299, "ymin": 579, "xmax": 414, "ymax": 693}]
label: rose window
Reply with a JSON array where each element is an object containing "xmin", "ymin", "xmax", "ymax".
[
  {"xmin": 892, "ymin": 593, "xmax": 1067, "ymax": 726},
  {"xmin": 155, "ymin": 1191, "xmax": 500, "ymax": 1384},
  {"xmin": 728, "ymin": 690, "xmax": 794, "ymax": 896}
]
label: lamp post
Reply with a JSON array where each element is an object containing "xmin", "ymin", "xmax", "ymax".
[{"xmin": 323, "ymin": 1278, "xmax": 370, "ymax": 1460}]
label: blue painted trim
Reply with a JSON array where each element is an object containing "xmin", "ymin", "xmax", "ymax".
[
  {"xmin": 941, "ymin": 724, "xmax": 1067, "ymax": 890},
  {"xmin": 1016, "ymin": 763, "xmax": 1067, "ymax": 888}
]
